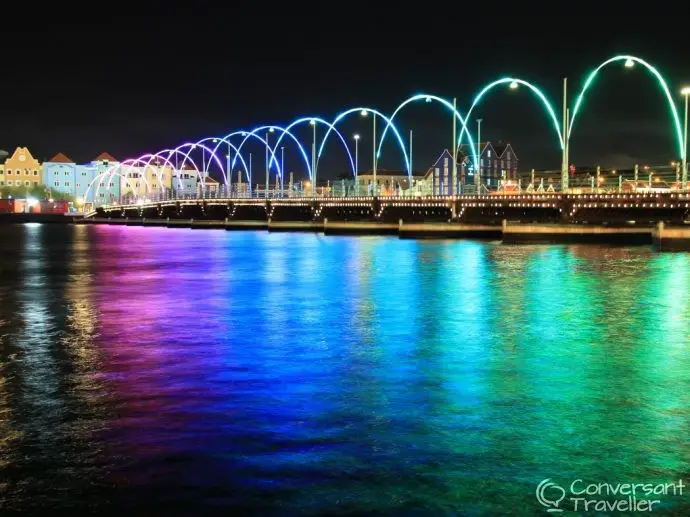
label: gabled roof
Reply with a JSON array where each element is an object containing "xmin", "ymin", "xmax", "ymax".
[
  {"xmin": 94, "ymin": 152, "xmax": 117, "ymax": 162},
  {"xmin": 48, "ymin": 152, "xmax": 74, "ymax": 163},
  {"xmin": 203, "ymin": 176, "xmax": 220, "ymax": 184}
]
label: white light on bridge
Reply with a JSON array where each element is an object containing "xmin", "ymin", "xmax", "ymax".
[
  {"xmin": 354, "ymin": 134, "xmax": 360, "ymax": 140},
  {"xmin": 681, "ymin": 86, "xmax": 690, "ymax": 96},
  {"xmin": 509, "ymin": 81, "xmax": 519, "ymax": 89},
  {"xmin": 360, "ymin": 109, "xmax": 368, "ymax": 117},
  {"xmin": 624, "ymin": 58, "xmax": 635, "ymax": 68}
]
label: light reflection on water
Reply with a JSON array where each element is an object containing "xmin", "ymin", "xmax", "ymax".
[{"xmin": 0, "ymin": 224, "xmax": 689, "ymax": 515}]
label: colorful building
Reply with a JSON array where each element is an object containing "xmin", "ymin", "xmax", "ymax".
[
  {"xmin": 43, "ymin": 152, "xmax": 78, "ymax": 199},
  {"xmin": 88, "ymin": 153, "xmax": 121, "ymax": 204},
  {"xmin": 2, "ymin": 147, "xmax": 41, "ymax": 189},
  {"xmin": 425, "ymin": 142, "xmax": 520, "ymax": 193},
  {"xmin": 172, "ymin": 163, "xmax": 198, "ymax": 195}
]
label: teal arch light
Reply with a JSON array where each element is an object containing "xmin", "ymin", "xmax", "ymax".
[
  {"xmin": 569, "ymin": 54, "xmax": 684, "ymax": 158},
  {"xmin": 376, "ymin": 94, "xmax": 476, "ymax": 177},
  {"xmin": 457, "ymin": 78, "xmax": 564, "ymax": 173},
  {"xmin": 319, "ymin": 107, "xmax": 410, "ymax": 179}
]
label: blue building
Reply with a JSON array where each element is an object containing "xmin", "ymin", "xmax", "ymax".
[
  {"xmin": 424, "ymin": 149, "xmax": 465, "ymax": 195},
  {"xmin": 43, "ymin": 153, "xmax": 78, "ymax": 199},
  {"xmin": 87, "ymin": 153, "xmax": 120, "ymax": 204},
  {"xmin": 425, "ymin": 142, "xmax": 520, "ymax": 194},
  {"xmin": 172, "ymin": 163, "xmax": 198, "ymax": 196},
  {"xmin": 43, "ymin": 152, "xmax": 121, "ymax": 204}
]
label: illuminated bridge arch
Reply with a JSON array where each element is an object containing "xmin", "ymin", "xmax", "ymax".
[
  {"xmin": 214, "ymin": 130, "xmax": 283, "ymax": 185},
  {"xmin": 85, "ymin": 169, "xmax": 139, "ymax": 204},
  {"xmin": 271, "ymin": 117, "xmax": 356, "ymax": 183},
  {"xmin": 172, "ymin": 142, "xmax": 228, "ymax": 189},
  {"xmin": 100, "ymin": 159, "xmax": 154, "ymax": 199},
  {"xmin": 229, "ymin": 126, "xmax": 309, "ymax": 180},
  {"xmin": 457, "ymin": 78, "xmax": 564, "ymax": 163},
  {"xmin": 137, "ymin": 152, "xmax": 179, "ymax": 189},
  {"xmin": 376, "ymin": 94, "xmax": 475, "ymax": 176},
  {"xmin": 569, "ymin": 54, "xmax": 684, "ymax": 158},
  {"xmin": 145, "ymin": 149, "xmax": 200, "ymax": 190},
  {"xmin": 319, "ymin": 107, "xmax": 410, "ymax": 179}
]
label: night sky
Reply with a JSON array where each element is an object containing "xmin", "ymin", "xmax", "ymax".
[{"xmin": 2, "ymin": 6, "xmax": 688, "ymax": 180}]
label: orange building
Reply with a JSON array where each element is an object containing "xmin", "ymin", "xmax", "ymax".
[{"xmin": 3, "ymin": 147, "xmax": 41, "ymax": 188}]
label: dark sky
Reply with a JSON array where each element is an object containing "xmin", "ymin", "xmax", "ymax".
[{"xmin": 2, "ymin": 5, "xmax": 688, "ymax": 179}]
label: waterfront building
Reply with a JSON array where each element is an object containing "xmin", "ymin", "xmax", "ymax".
[
  {"xmin": 172, "ymin": 163, "xmax": 198, "ymax": 195},
  {"xmin": 43, "ymin": 152, "xmax": 77, "ymax": 198},
  {"xmin": 355, "ymin": 169, "xmax": 423, "ymax": 195},
  {"xmin": 3, "ymin": 147, "xmax": 41, "ymax": 188},
  {"xmin": 457, "ymin": 141, "xmax": 519, "ymax": 187},
  {"xmin": 425, "ymin": 142, "xmax": 519, "ymax": 193},
  {"xmin": 0, "ymin": 149, "xmax": 7, "ymax": 186}
]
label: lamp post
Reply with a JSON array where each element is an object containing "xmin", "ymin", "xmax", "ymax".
[
  {"xmin": 266, "ymin": 127, "xmax": 274, "ymax": 198},
  {"xmin": 476, "ymin": 118, "xmax": 482, "ymax": 188},
  {"xmin": 354, "ymin": 133, "xmax": 360, "ymax": 196},
  {"xmin": 409, "ymin": 129, "xmax": 413, "ymax": 193},
  {"xmin": 682, "ymin": 86, "xmax": 690, "ymax": 191},
  {"xmin": 361, "ymin": 109, "xmax": 376, "ymax": 195},
  {"xmin": 281, "ymin": 146, "xmax": 285, "ymax": 198},
  {"xmin": 310, "ymin": 120, "xmax": 316, "ymax": 197},
  {"xmin": 561, "ymin": 77, "xmax": 569, "ymax": 192}
]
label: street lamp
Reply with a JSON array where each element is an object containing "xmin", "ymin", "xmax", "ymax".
[
  {"xmin": 353, "ymin": 134, "xmax": 360, "ymax": 197},
  {"xmin": 265, "ymin": 130, "xmax": 271, "ymax": 198},
  {"xmin": 509, "ymin": 80, "xmax": 519, "ymax": 89},
  {"xmin": 310, "ymin": 119, "xmax": 316, "ymax": 197},
  {"xmin": 681, "ymin": 86, "xmax": 690, "ymax": 191},
  {"xmin": 360, "ymin": 109, "xmax": 376, "ymax": 195},
  {"xmin": 624, "ymin": 58, "xmax": 635, "ymax": 68}
]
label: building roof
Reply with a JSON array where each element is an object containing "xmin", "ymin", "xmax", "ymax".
[
  {"xmin": 204, "ymin": 176, "xmax": 220, "ymax": 184},
  {"xmin": 359, "ymin": 168, "xmax": 424, "ymax": 177},
  {"xmin": 94, "ymin": 152, "xmax": 117, "ymax": 162},
  {"xmin": 48, "ymin": 152, "xmax": 74, "ymax": 163},
  {"xmin": 182, "ymin": 162, "xmax": 198, "ymax": 171}
]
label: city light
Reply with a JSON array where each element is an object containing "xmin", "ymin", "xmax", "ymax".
[
  {"xmin": 309, "ymin": 119, "xmax": 316, "ymax": 125},
  {"xmin": 509, "ymin": 81, "xmax": 519, "ymax": 89},
  {"xmin": 682, "ymin": 87, "xmax": 690, "ymax": 96},
  {"xmin": 27, "ymin": 197, "xmax": 38, "ymax": 207},
  {"xmin": 354, "ymin": 134, "xmax": 360, "ymax": 140},
  {"xmin": 360, "ymin": 109, "xmax": 368, "ymax": 117},
  {"xmin": 624, "ymin": 58, "xmax": 635, "ymax": 68},
  {"xmin": 269, "ymin": 127, "xmax": 275, "ymax": 133}
]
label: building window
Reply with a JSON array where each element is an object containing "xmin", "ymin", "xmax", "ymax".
[
  {"xmin": 76, "ymin": 183, "xmax": 81, "ymax": 188},
  {"xmin": 6, "ymin": 170, "xmax": 11, "ymax": 175},
  {"xmin": 7, "ymin": 180, "xmax": 12, "ymax": 186},
  {"xmin": 24, "ymin": 170, "xmax": 29, "ymax": 175},
  {"xmin": 82, "ymin": 171, "xmax": 87, "ymax": 176},
  {"xmin": 54, "ymin": 181, "xmax": 59, "ymax": 186},
  {"xmin": 33, "ymin": 170, "xmax": 38, "ymax": 176},
  {"xmin": 65, "ymin": 171, "xmax": 70, "ymax": 175},
  {"xmin": 65, "ymin": 182, "xmax": 70, "ymax": 187},
  {"xmin": 0, "ymin": 181, "xmax": 3, "ymax": 186},
  {"xmin": 25, "ymin": 181, "xmax": 30, "ymax": 186},
  {"xmin": 109, "ymin": 182, "xmax": 114, "ymax": 187},
  {"xmin": 487, "ymin": 150, "xmax": 491, "ymax": 158},
  {"xmin": 33, "ymin": 181, "xmax": 38, "ymax": 186}
]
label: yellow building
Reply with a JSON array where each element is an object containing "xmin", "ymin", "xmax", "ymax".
[
  {"xmin": 3, "ymin": 147, "xmax": 41, "ymax": 188},
  {"xmin": 120, "ymin": 161, "xmax": 174, "ymax": 199}
]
